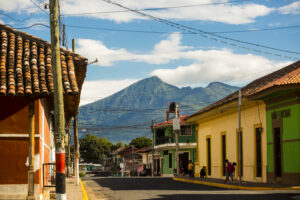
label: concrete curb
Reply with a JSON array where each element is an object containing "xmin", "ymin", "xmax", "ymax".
[
  {"xmin": 173, "ymin": 177, "xmax": 300, "ymax": 190},
  {"xmin": 80, "ymin": 179, "xmax": 88, "ymax": 200}
]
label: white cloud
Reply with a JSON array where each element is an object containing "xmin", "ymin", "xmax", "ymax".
[
  {"xmin": 76, "ymin": 33, "xmax": 190, "ymax": 66},
  {"xmin": 77, "ymin": 32, "xmax": 292, "ymax": 89},
  {"xmin": 0, "ymin": 0, "xmax": 38, "ymax": 13},
  {"xmin": 62, "ymin": 0, "xmax": 273, "ymax": 24},
  {"xmin": 80, "ymin": 79, "xmax": 139, "ymax": 105},
  {"xmin": 151, "ymin": 50, "xmax": 292, "ymax": 87},
  {"xmin": 278, "ymin": 1, "xmax": 300, "ymax": 15}
]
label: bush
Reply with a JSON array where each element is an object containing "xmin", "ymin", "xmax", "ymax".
[{"xmin": 79, "ymin": 172, "xmax": 85, "ymax": 177}]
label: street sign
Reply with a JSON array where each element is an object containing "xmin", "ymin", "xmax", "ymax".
[
  {"xmin": 120, "ymin": 163, "xmax": 124, "ymax": 169},
  {"xmin": 173, "ymin": 118, "xmax": 180, "ymax": 131}
]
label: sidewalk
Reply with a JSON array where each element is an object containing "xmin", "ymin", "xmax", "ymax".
[
  {"xmin": 66, "ymin": 177, "xmax": 85, "ymax": 200},
  {"xmin": 173, "ymin": 176, "xmax": 300, "ymax": 190}
]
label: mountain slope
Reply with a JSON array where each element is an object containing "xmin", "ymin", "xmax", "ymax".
[{"xmin": 78, "ymin": 76, "xmax": 239, "ymax": 142}]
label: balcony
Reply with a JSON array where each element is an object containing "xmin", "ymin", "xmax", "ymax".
[{"xmin": 155, "ymin": 136, "xmax": 174, "ymax": 145}]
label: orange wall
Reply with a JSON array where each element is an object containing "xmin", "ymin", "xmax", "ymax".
[
  {"xmin": 0, "ymin": 138, "xmax": 40, "ymax": 184},
  {"xmin": 0, "ymin": 97, "xmax": 52, "ymax": 189},
  {"xmin": 0, "ymin": 97, "xmax": 40, "ymax": 134}
]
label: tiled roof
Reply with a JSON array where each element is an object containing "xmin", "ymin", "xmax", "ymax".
[
  {"xmin": 0, "ymin": 24, "xmax": 87, "ymax": 96},
  {"xmin": 154, "ymin": 115, "xmax": 189, "ymax": 128},
  {"xmin": 187, "ymin": 60, "xmax": 300, "ymax": 119}
]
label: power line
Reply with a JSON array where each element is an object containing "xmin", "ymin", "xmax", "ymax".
[
  {"xmin": 63, "ymin": 0, "xmax": 250, "ymax": 16},
  {"xmin": 29, "ymin": 0, "xmax": 49, "ymax": 15},
  {"xmin": 10, "ymin": 23, "xmax": 50, "ymax": 29},
  {"xmin": 101, "ymin": 0, "xmax": 300, "ymax": 59},
  {"xmin": 0, "ymin": 12, "xmax": 34, "ymax": 23},
  {"xmin": 66, "ymin": 24, "xmax": 300, "ymax": 35}
]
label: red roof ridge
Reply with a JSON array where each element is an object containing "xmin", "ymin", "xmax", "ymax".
[{"xmin": 187, "ymin": 60, "xmax": 300, "ymax": 119}]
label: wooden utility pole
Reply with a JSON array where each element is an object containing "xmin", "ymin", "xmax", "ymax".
[
  {"xmin": 174, "ymin": 104, "xmax": 180, "ymax": 176},
  {"xmin": 49, "ymin": 0, "xmax": 66, "ymax": 199},
  {"xmin": 151, "ymin": 120, "xmax": 154, "ymax": 177},
  {"xmin": 238, "ymin": 89, "xmax": 242, "ymax": 184},
  {"xmin": 66, "ymin": 127, "xmax": 70, "ymax": 178},
  {"xmin": 73, "ymin": 114, "xmax": 79, "ymax": 186},
  {"xmin": 72, "ymin": 39, "xmax": 80, "ymax": 186},
  {"xmin": 27, "ymin": 101, "xmax": 35, "ymax": 200}
]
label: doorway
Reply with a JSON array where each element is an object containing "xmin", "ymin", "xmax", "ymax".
[
  {"xmin": 179, "ymin": 152, "xmax": 189, "ymax": 175},
  {"xmin": 274, "ymin": 127, "xmax": 282, "ymax": 177}
]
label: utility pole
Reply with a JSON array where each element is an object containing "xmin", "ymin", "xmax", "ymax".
[
  {"xmin": 131, "ymin": 145, "xmax": 134, "ymax": 176},
  {"xmin": 66, "ymin": 126, "xmax": 70, "ymax": 178},
  {"xmin": 73, "ymin": 114, "xmax": 79, "ymax": 186},
  {"xmin": 49, "ymin": 0, "xmax": 66, "ymax": 199},
  {"xmin": 151, "ymin": 120, "xmax": 154, "ymax": 177},
  {"xmin": 27, "ymin": 101, "xmax": 35, "ymax": 200},
  {"xmin": 72, "ymin": 40, "xmax": 80, "ymax": 186},
  {"xmin": 238, "ymin": 89, "xmax": 242, "ymax": 184},
  {"xmin": 175, "ymin": 103, "xmax": 180, "ymax": 177}
]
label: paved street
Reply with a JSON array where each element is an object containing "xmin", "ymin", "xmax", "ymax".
[{"xmin": 82, "ymin": 176, "xmax": 300, "ymax": 200}]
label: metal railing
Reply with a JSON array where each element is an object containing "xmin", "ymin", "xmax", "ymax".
[
  {"xmin": 43, "ymin": 163, "xmax": 56, "ymax": 187},
  {"xmin": 155, "ymin": 136, "xmax": 174, "ymax": 145}
]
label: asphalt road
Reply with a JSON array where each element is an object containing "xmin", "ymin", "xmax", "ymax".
[{"xmin": 82, "ymin": 176, "xmax": 300, "ymax": 200}]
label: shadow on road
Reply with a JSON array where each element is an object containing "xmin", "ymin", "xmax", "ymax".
[
  {"xmin": 141, "ymin": 193, "xmax": 296, "ymax": 200},
  {"xmin": 92, "ymin": 177, "xmax": 228, "ymax": 191}
]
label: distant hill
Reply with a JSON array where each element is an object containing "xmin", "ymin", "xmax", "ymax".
[{"xmin": 78, "ymin": 76, "xmax": 239, "ymax": 143}]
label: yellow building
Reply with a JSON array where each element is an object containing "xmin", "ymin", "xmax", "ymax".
[{"xmin": 186, "ymin": 97, "xmax": 267, "ymax": 182}]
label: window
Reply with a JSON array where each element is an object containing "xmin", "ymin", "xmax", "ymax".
[
  {"xmin": 222, "ymin": 134, "xmax": 226, "ymax": 176},
  {"xmin": 169, "ymin": 153, "xmax": 172, "ymax": 168},
  {"xmin": 207, "ymin": 138, "xmax": 211, "ymax": 175},
  {"xmin": 255, "ymin": 128, "xmax": 262, "ymax": 177},
  {"xmin": 181, "ymin": 126, "xmax": 192, "ymax": 136}
]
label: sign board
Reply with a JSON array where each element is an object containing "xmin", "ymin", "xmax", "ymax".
[
  {"xmin": 120, "ymin": 163, "xmax": 124, "ymax": 169},
  {"xmin": 173, "ymin": 118, "xmax": 180, "ymax": 131}
]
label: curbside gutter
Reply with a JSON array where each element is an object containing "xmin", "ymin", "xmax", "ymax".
[
  {"xmin": 173, "ymin": 177, "xmax": 300, "ymax": 190},
  {"xmin": 80, "ymin": 179, "xmax": 88, "ymax": 200}
]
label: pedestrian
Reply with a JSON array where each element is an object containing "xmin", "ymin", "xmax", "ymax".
[
  {"xmin": 188, "ymin": 160, "xmax": 194, "ymax": 178},
  {"xmin": 225, "ymin": 159, "xmax": 234, "ymax": 184},
  {"xmin": 232, "ymin": 162, "xmax": 237, "ymax": 183},
  {"xmin": 200, "ymin": 166, "xmax": 206, "ymax": 178}
]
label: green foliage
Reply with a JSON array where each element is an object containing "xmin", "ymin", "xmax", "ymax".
[
  {"xmin": 79, "ymin": 172, "xmax": 85, "ymax": 177},
  {"xmin": 79, "ymin": 134, "xmax": 114, "ymax": 163},
  {"xmin": 130, "ymin": 137, "xmax": 152, "ymax": 149}
]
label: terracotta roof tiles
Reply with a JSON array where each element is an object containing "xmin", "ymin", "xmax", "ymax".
[{"xmin": 0, "ymin": 24, "xmax": 87, "ymax": 97}]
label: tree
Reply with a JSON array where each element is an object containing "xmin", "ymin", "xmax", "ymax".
[
  {"xmin": 79, "ymin": 134, "xmax": 113, "ymax": 163},
  {"xmin": 129, "ymin": 137, "xmax": 152, "ymax": 149}
]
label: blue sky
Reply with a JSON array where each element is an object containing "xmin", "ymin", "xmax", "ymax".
[{"xmin": 0, "ymin": 0, "xmax": 299, "ymax": 105}]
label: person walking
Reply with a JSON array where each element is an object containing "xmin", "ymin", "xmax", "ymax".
[
  {"xmin": 200, "ymin": 166, "xmax": 206, "ymax": 178},
  {"xmin": 225, "ymin": 159, "xmax": 234, "ymax": 184},
  {"xmin": 188, "ymin": 160, "xmax": 194, "ymax": 178}
]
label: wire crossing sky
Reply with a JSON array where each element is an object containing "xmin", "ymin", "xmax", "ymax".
[{"xmin": 0, "ymin": 0, "xmax": 299, "ymax": 105}]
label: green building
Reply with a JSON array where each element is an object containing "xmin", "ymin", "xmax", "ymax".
[
  {"xmin": 153, "ymin": 115, "xmax": 197, "ymax": 176},
  {"xmin": 251, "ymin": 60, "xmax": 300, "ymax": 185}
]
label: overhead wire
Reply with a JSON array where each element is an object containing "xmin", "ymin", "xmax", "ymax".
[
  {"xmin": 101, "ymin": 0, "xmax": 300, "ymax": 60},
  {"xmin": 65, "ymin": 24, "xmax": 300, "ymax": 35},
  {"xmin": 63, "ymin": 0, "xmax": 250, "ymax": 16},
  {"xmin": 29, "ymin": 0, "xmax": 49, "ymax": 15}
]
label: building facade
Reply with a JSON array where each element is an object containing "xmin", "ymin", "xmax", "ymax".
[
  {"xmin": 187, "ymin": 60, "xmax": 300, "ymax": 184},
  {"xmin": 186, "ymin": 99, "xmax": 267, "ymax": 182},
  {"xmin": 154, "ymin": 115, "xmax": 197, "ymax": 176},
  {"xmin": 0, "ymin": 24, "xmax": 87, "ymax": 199},
  {"xmin": 250, "ymin": 61, "xmax": 300, "ymax": 185}
]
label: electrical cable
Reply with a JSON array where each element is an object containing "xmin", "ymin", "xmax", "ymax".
[
  {"xmin": 101, "ymin": 0, "xmax": 300, "ymax": 59},
  {"xmin": 30, "ymin": 0, "xmax": 49, "ymax": 15},
  {"xmin": 63, "ymin": 0, "xmax": 250, "ymax": 16},
  {"xmin": 65, "ymin": 24, "xmax": 300, "ymax": 35}
]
